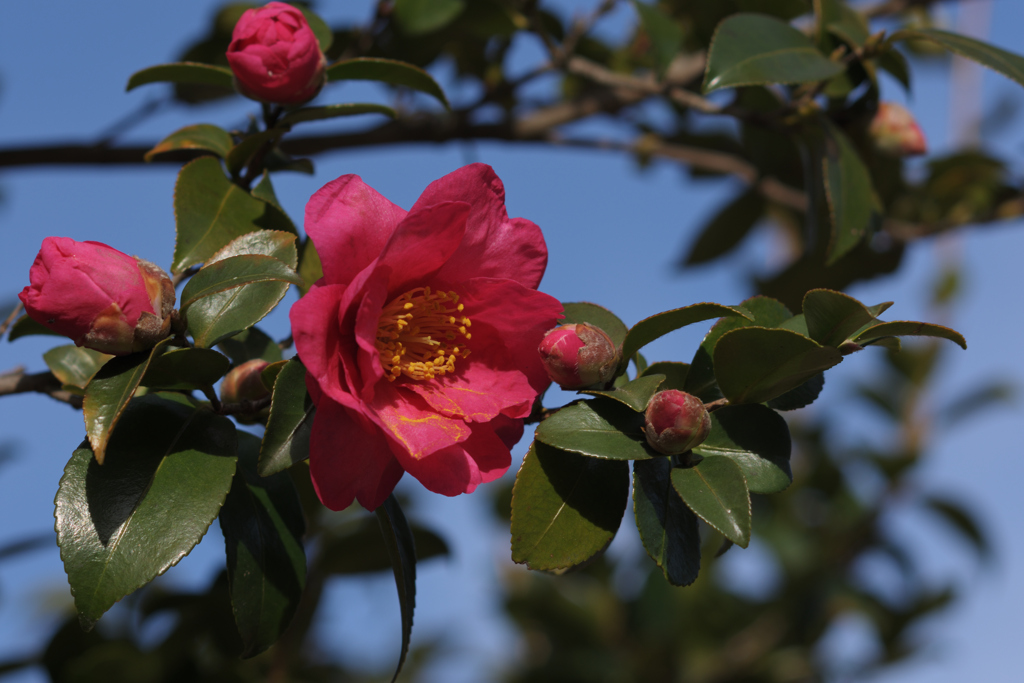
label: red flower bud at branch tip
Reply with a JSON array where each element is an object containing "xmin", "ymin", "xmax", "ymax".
[
  {"xmin": 220, "ymin": 359, "xmax": 272, "ymax": 423},
  {"xmin": 537, "ymin": 323, "xmax": 620, "ymax": 390},
  {"xmin": 869, "ymin": 102, "xmax": 927, "ymax": 157},
  {"xmin": 226, "ymin": 2, "xmax": 327, "ymax": 105},
  {"xmin": 643, "ymin": 389, "xmax": 711, "ymax": 456},
  {"xmin": 19, "ymin": 237, "xmax": 175, "ymax": 356}
]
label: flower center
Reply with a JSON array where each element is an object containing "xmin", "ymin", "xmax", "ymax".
[{"xmin": 375, "ymin": 286, "xmax": 472, "ymax": 382}]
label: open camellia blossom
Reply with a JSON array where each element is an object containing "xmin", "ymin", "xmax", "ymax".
[{"xmin": 291, "ymin": 164, "xmax": 563, "ymax": 510}]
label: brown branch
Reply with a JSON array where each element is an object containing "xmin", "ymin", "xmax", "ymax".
[
  {"xmin": 0, "ymin": 367, "xmax": 83, "ymax": 409},
  {"xmin": 0, "ymin": 302, "xmax": 23, "ymax": 340}
]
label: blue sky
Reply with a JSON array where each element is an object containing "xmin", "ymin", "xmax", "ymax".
[{"xmin": 1, "ymin": 1, "xmax": 1023, "ymax": 681}]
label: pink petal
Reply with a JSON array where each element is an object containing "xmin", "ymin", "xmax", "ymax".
[
  {"xmin": 396, "ymin": 421, "xmax": 512, "ymax": 496},
  {"xmin": 290, "ymin": 282, "xmax": 355, "ymax": 404},
  {"xmin": 378, "ymin": 200, "xmax": 470, "ymax": 293},
  {"xmin": 371, "ymin": 381, "xmax": 472, "ymax": 459}
]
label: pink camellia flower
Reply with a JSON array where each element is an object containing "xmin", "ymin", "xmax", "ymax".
[
  {"xmin": 538, "ymin": 323, "xmax": 619, "ymax": 390},
  {"xmin": 869, "ymin": 102, "xmax": 927, "ymax": 157},
  {"xmin": 226, "ymin": 2, "xmax": 327, "ymax": 105},
  {"xmin": 19, "ymin": 237, "xmax": 175, "ymax": 356},
  {"xmin": 290, "ymin": 164, "xmax": 563, "ymax": 511}
]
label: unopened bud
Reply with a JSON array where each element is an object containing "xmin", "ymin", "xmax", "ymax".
[
  {"xmin": 643, "ymin": 390, "xmax": 711, "ymax": 456},
  {"xmin": 869, "ymin": 102, "xmax": 927, "ymax": 156},
  {"xmin": 538, "ymin": 323, "xmax": 620, "ymax": 390},
  {"xmin": 221, "ymin": 359, "xmax": 271, "ymax": 423}
]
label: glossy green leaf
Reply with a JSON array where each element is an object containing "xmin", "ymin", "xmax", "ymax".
[
  {"xmin": 145, "ymin": 124, "xmax": 233, "ymax": 162},
  {"xmin": 511, "ymin": 442, "xmax": 629, "ymax": 570},
  {"xmin": 44, "ymin": 346, "xmax": 110, "ymax": 390},
  {"xmin": 822, "ymin": 121, "xmax": 875, "ymax": 265},
  {"xmin": 219, "ymin": 432, "xmax": 306, "ymax": 658},
  {"xmin": 320, "ymin": 518, "xmax": 448, "ymax": 574},
  {"xmin": 375, "ymin": 495, "xmax": 417, "ymax": 683},
  {"xmin": 393, "ymin": 0, "xmax": 465, "ymax": 35},
  {"xmin": 803, "ymin": 288, "xmax": 888, "ymax": 347},
  {"xmin": 180, "ymin": 253, "xmax": 301, "ymax": 313},
  {"xmin": 219, "ymin": 327, "xmax": 283, "ymax": 365},
  {"xmin": 225, "ymin": 129, "xmax": 285, "ymax": 177},
  {"xmin": 141, "ymin": 347, "xmax": 230, "ymax": 390},
  {"xmin": 766, "ymin": 372, "xmax": 825, "ymax": 411},
  {"xmin": 172, "ymin": 157, "xmax": 296, "ymax": 272},
  {"xmin": 56, "ymin": 393, "xmax": 237, "ymax": 628},
  {"xmin": 620, "ymin": 303, "xmax": 749, "ymax": 373},
  {"xmin": 854, "ymin": 321, "xmax": 967, "ymax": 349},
  {"xmin": 297, "ymin": 6, "xmax": 333, "ymax": 52},
  {"xmin": 258, "ymin": 359, "xmax": 315, "ymax": 477},
  {"xmin": 633, "ymin": 458, "xmax": 702, "ymax": 586},
  {"xmin": 641, "ymin": 361, "xmax": 689, "ymax": 391},
  {"xmin": 251, "ymin": 172, "xmax": 286, "ymax": 212},
  {"xmin": 890, "ymin": 28, "xmax": 1024, "ymax": 89},
  {"xmin": 583, "ymin": 374, "xmax": 665, "ymax": 412},
  {"xmin": 561, "ymin": 302, "xmax": 629, "ymax": 349},
  {"xmin": 671, "ymin": 456, "xmax": 751, "ymax": 547},
  {"xmin": 280, "ymin": 103, "xmax": 396, "ymax": 126},
  {"xmin": 7, "ymin": 315, "xmax": 61, "ymax": 341},
  {"xmin": 326, "ymin": 58, "xmax": 450, "ymax": 109},
  {"xmin": 684, "ymin": 189, "xmax": 765, "ymax": 265},
  {"xmin": 535, "ymin": 399, "xmax": 652, "ymax": 461},
  {"xmin": 703, "ymin": 13, "xmax": 844, "ymax": 93},
  {"xmin": 692, "ymin": 405, "xmax": 791, "ymax": 494},
  {"xmin": 634, "ymin": 1, "xmax": 684, "ymax": 75},
  {"xmin": 126, "ymin": 62, "xmax": 234, "ymax": 92},
  {"xmin": 83, "ymin": 339, "xmax": 172, "ymax": 465},
  {"xmin": 714, "ymin": 327, "xmax": 843, "ymax": 404}
]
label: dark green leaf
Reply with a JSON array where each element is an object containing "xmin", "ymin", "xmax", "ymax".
[
  {"xmin": 684, "ymin": 189, "xmax": 765, "ymax": 265},
  {"xmin": 259, "ymin": 359, "xmax": 315, "ymax": 477},
  {"xmin": 375, "ymin": 495, "xmax": 417, "ymax": 683},
  {"xmin": 877, "ymin": 48, "xmax": 911, "ymax": 90},
  {"xmin": 620, "ymin": 303, "xmax": 749, "ymax": 373},
  {"xmin": 703, "ymin": 13, "xmax": 844, "ymax": 93},
  {"xmin": 251, "ymin": 172, "xmax": 286, "ymax": 212},
  {"xmin": 535, "ymin": 399, "xmax": 652, "ymax": 461},
  {"xmin": 641, "ymin": 361, "xmax": 689, "ymax": 391},
  {"xmin": 692, "ymin": 405, "xmax": 791, "ymax": 494},
  {"xmin": 43, "ymin": 346, "xmax": 110, "ymax": 390},
  {"xmin": 145, "ymin": 124, "xmax": 233, "ymax": 162},
  {"xmin": 220, "ymin": 432, "xmax": 306, "ymax": 658},
  {"xmin": 766, "ymin": 372, "xmax": 825, "ymax": 411},
  {"xmin": 326, "ymin": 58, "xmax": 450, "ymax": 109},
  {"xmin": 56, "ymin": 393, "xmax": 237, "ymax": 628},
  {"xmin": 714, "ymin": 327, "xmax": 843, "ymax": 404},
  {"xmin": 822, "ymin": 120, "xmax": 875, "ymax": 265},
  {"xmin": 923, "ymin": 495, "xmax": 990, "ymax": 559},
  {"xmin": 180, "ymin": 253, "xmax": 302, "ymax": 315},
  {"xmin": 320, "ymin": 518, "xmax": 448, "ymax": 574},
  {"xmin": 634, "ymin": 1, "xmax": 684, "ymax": 76},
  {"xmin": 393, "ymin": 0, "xmax": 465, "ymax": 35},
  {"xmin": 671, "ymin": 456, "xmax": 751, "ymax": 547},
  {"xmin": 126, "ymin": 62, "xmax": 234, "ymax": 92},
  {"xmin": 820, "ymin": 0, "xmax": 869, "ymax": 47},
  {"xmin": 261, "ymin": 360, "xmax": 288, "ymax": 391},
  {"xmin": 280, "ymin": 103, "xmax": 396, "ymax": 126},
  {"xmin": 890, "ymin": 28, "xmax": 1024, "ymax": 89},
  {"xmin": 633, "ymin": 458, "xmax": 702, "ymax": 586},
  {"xmin": 561, "ymin": 302, "xmax": 629, "ymax": 349},
  {"xmin": 297, "ymin": 237, "xmax": 323, "ymax": 296},
  {"xmin": 7, "ymin": 315, "xmax": 62, "ymax": 341},
  {"xmin": 141, "ymin": 346, "xmax": 230, "ymax": 390},
  {"xmin": 219, "ymin": 327, "xmax": 283, "ymax": 365},
  {"xmin": 225, "ymin": 129, "xmax": 285, "ymax": 177},
  {"xmin": 854, "ymin": 321, "xmax": 967, "ymax": 349},
  {"xmin": 511, "ymin": 442, "xmax": 629, "ymax": 570},
  {"xmin": 583, "ymin": 374, "xmax": 665, "ymax": 412},
  {"xmin": 803, "ymin": 288, "xmax": 887, "ymax": 347},
  {"xmin": 297, "ymin": 6, "xmax": 333, "ymax": 52}
]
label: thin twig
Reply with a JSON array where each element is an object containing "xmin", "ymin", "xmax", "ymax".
[
  {"xmin": 0, "ymin": 367, "xmax": 83, "ymax": 409},
  {"xmin": 217, "ymin": 394, "xmax": 272, "ymax": 416},
  {"xmin": 0, "ymin": 302, "xmax": 24, "ymax": 340}
]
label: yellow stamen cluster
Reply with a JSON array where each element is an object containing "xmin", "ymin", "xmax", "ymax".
[{"xmin": 375, "ymin": 286, "xmax": 472, "ymax": 382}]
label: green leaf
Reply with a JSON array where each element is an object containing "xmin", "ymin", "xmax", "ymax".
[
  {"xmin": 393, "ymin": 0, "xmax": 465, "ymax": 35},
  {"xmin": 766, "ymin": 372, "xmax": 825, "ymax": 411},
  {"xmin": 83, "ymin": 339, "xmax": 172, "ymax": 465},
  {"xmin": 172, "ymin": 157, "xmax": 296, "ymax": 273},
  {"xmin": 258, "ymin": 359, "xmax": 315, "ymax": 477},
  {"xmin": 583, "ymin": 374, "xmax": 665, "ymax": 412},
  {"xmin": 560, "ymin": 302, "xmax": 629, "ymax": 349},
  {"xmin": 141, "ymin": 347, "xmax": 230, "ymax": 390},
  {"xmin": 261, "ymin": 360, "xmax": 288, "ymax": 390},
  {"xmin": 803, "ymin": 288, "xmax": 888, "ymax": 347},
  {"xmin": 692, "ymin": 405, "xmax": 791, "ymax": 494},
  {"xmin": 296, "ymin": 6, "xmax": 333, "ymax": 52},
  {"xmin": 641, "ymin": 361, "xmax": 689, "ymax": 391},
  {"xmin": 225, "ymin": 129, "xmax": 286, "ymax": 178},
  {"xmin": 219, "ymin": 327, "xmax": 283, "ymax": 365},
  {"xmin": 714, "ymin": 327, "xmax": 843, "ymax": 404},
  {"xmin": 251, "ymin": 172, "xmax": 286, "ymax": 212},
  {"xmin": 219, "ymin": 432, "xmax": 306, "ymax": 658},
  {"xmin": 126, "ymin": 62, "xmax": 234, "ymax": 92},
  {"xmin": 181, "ymin": 253, "xmax": 302, "ymax": 314},
  {"xmin": 55, "ymin": 393, "xmax": 237, "ymax": 628},
  {"xmin": 819, "ymin": 0, "xmax": 869, "ymax": 47},
  {"xmin": 297, "ymin": 237, "xmax": 323, "ymax": 296},
  {"xmin": 822, "ymin": 120, "xmax": 875, "ymax": 265},
  {"xmin": 43, "ymin": 346, "xmax": 110, "ymax": 390},
  {"xmin": 684, "ymin": 189, "xmax": 765, "ymax": 265},
  {"xmin": 280, "ymin": 103, "xmax": 396, "ymax": 126},
  {"xmin": 671, "ymin": 456, "xmax": 751, "ymax": 547},
  {"xmin": 620, "ymin": 302, "xmax": 750, "ymax": 373},
  {"xmin": 633, "ymin": 458, "xmax": 702, "ymax": 586},
  {"xmin": 877, "ymin": 48, "xmax": 911, "ymax": 91},
  {"xmin": 854, "ymin": 321, "xmax": 967, "ymax": 349},
  {"xmin": 375, "ymin": 495, "xmax": 417, "ymax": 683},
  {"xmin": 7, "ymin": 315, "xmax": 62, "ymax": 341},
  {"xmin": 890, "ymin": 28, "xmax": 1024, "ymax": 89},
  {"xmin": 320, "ymin": 518, "xmax": 449, "ymax": 574},
  {"xmin": 923, "ymin": 495, "xmax": 990, "ymax": 559},
  {"xmin": 703, "ymin": 13, "xmax": 844, "ymax": 93},
  {"xmin": 326, "ymin": 58, "xmax": 450, "ymax": 109},
  {"xmin": 511, "ymin": 442, "xmax": 629, "ymax": 570},
  {"xmin": 634, "ymin": 1, "xmax": 684, "ymax": 76},
  {"xmin": 535, "ymin": 400, "xmax": 652, "ymax": 461},
  {"xmin": 145, "ymin": 124, "xmax": 233, "ymax": 162}
]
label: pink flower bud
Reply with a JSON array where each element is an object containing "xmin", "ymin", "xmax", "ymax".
[
  {"xmin": 226, "ymin": 2, "xmax": 327, "ymax": 105},
  {"xmin": 869, "ymin": 102, "xmax": 927, "ymax": 156},
  {"xmin": 643, "ymin": 390, "xmax": 711, "ymax": 456},
  {"xmin": 220, "ymin": 359, "xmax": 272, "ymax": 423},
  {"xmin": 537, "ymin": 323, "xmax": 620, "ymax": 390},
  {"xmin": 19, "ymin": 237, "xmax": 175, "ymax": 356}
]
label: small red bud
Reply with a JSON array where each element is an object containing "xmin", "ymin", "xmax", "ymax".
[
  {"xmin": 643, "ymin": 390, "xmax": 711, "ymax": 456},
  {"xmin": 869, "ymin": 102, "xmax": 927, "ymax": 157},
  {"xmin": 538, "ymin": 323, "xmax": 620, "ymax": 390},
  {"xmin": 221, "ymin": 359, "xmax": 271, "ymax": 423}
]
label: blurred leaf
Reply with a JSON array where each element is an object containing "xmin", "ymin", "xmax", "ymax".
[
  {"xmin": 820, "ymin": 0, "xmax": 869, "ymax": 47},
  {"xmin": 511, "ymin": 442, "xmax": 628, "ymax": 570},
  {"xmin": 126, "ymin": 62, "xmax": 234, "ymax": 92},
  {"xmin": 633, "ymin": 458, "xmax": 702, "ymax": 586},
  {"xmin": 822, "ymin": 120, "xmax": 875, "ymax": 265},
  {"xmin": 7, "ymin": 315, "xmax": 61, "ymax": 341},
  {"xmin": 937, "ymin": 380, "xmax": 1013, "ymax": 427},
  {"xmin": 877, "ymin": 47, "xmax": 911, "ymax": 90},
  {"xmin": 923, "ymin": 496, "xmax": 990, "ymax": 559},
  {"xmin": 280, "ymin": 103, "xmax": 396, "ymax": 126},
  {"xmin": 326, "ymin": 58, "xmax": 450, "ymax": 109},
  {"xmin": 55, "ymin": 393, "xmax": 237, "ymax": 628},
  {"xmin": 767, "ymin": 371, "xmax": 825, "ymax": 410},
  {"xmin": 535, "ymin": 399, "xmax": 652, "ymax": 461},
  {"xmin": 641, "ymin": 361, "xmax": 689, "ymax": 391},
  {"xmin": 43, "ymin": 346, "xmax": 110, "ymax": 389},
  {"xmin": 220, "ymin": 432, "xmax": 306, "ymax": 658},
  {"xmin": 375, "ymin": 494, "xmax": 417, "ymax": 683},
  {"xmin": 320, "ymin": 518, "xmax": 448, "ymax": 574},
  {"xmin": 297, "ymin": 6, "xmax": 333, "ymax": 52},
  {"xmin": 890, "ymin": 28, "xmax": 1024, "ymax": 89},
  {"xmin": 620, "ymin": 303, "xmax": 749, "ymax": 374},
  {"xmin": 634, "ymin": 1, "xmax": 684, "ymax": 76},
  {"xmin": 561, "ymin": 302, "xmax": 629, "ymax": 349},
  {"xmin": 583, "ymin": 374, "xmax": 665, "ymax": 412},
  {"xmin": 145, "ymin": 124, "xmax": 233, "ymax": 162},
  {"xmin": 258, "ymin": 359, "xmax": 315, "ymax": 477},
  {"xmin": 683, "ymin": 189, "xmax": 766, "ymax": 265},
  {"xmin": 141, "ymin": 346, "xmax": 230, "ymax": 390},
  {"xmin": 803, "ymin": 288, "xmax": 887, "ymax": 347},
  {"xmin": 394, "ymin": 0, "xmax": 465, "ymax": 35},
  {"xmin": 219, "ymin": 327, "xmax": 283, "ymax": 365},
  {"xmin": 692, "ymin": 404, "xmax": 791, "ymax": 494},
  {"xmin": 703, "ymin": 14, "xmax": 844, "ymax": 93},
  {"xmin": 854, "ymin": 321, "xmax": 967, "ymax": 349},
  {"xmin": 671, "ymin": 456, "xmax": 751, "ymax": 547}
]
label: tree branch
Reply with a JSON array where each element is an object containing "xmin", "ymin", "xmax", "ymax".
[{"xmin": 0, "ymin": 367, "xmax": 83, "ymax": 409}]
